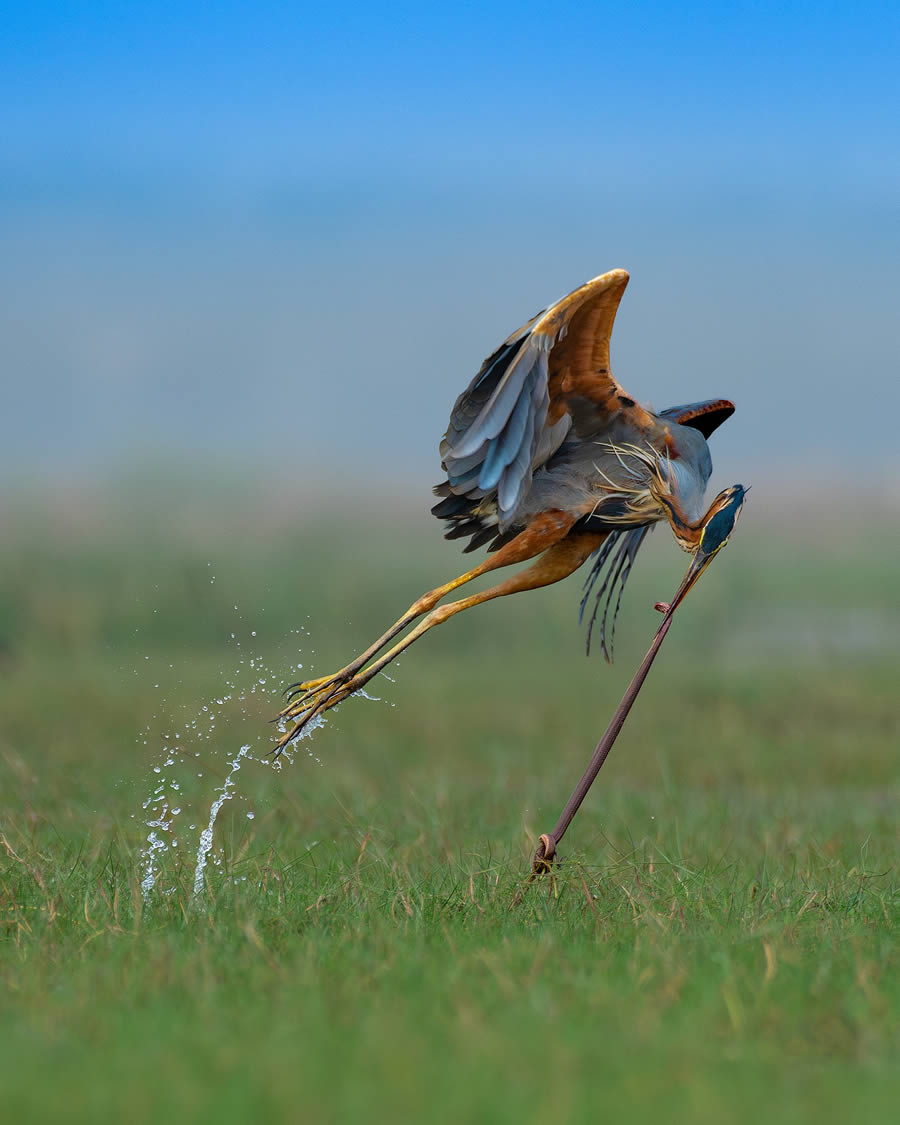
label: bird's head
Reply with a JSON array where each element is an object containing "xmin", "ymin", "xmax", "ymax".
[
  {"xmin": 664, "ymin": 484, "xmax": 747, "ymax": 616},
  {"xmin": 697, "ymin": 484, "xmax": 747, "ymax": 556}
]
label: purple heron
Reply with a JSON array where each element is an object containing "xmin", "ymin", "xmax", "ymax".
[{"xmin": 275, "ymin": 269, "xmax": 744, "ymax": 753}]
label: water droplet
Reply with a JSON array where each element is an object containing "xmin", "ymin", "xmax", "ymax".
[{"xmin": 246, "ymin": 812, "xmax": 255, "ymax": 820}]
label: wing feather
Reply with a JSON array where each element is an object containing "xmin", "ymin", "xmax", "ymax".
[
  {"xmin": 445, "ymin": 339, "xmax": 548, "ymax": 458},
  {"xmin": 658, "ymin": 399, "xmax": 735, "ymax": 439},
  {"xmin": 436, "ymin": 268, "xmax": 647, "ymax": 537},
  {"xmin": 477, "ymin": 366, "xmax": 536, "ymax": 490}
]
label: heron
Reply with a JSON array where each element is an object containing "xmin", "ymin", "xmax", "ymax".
[{"xmin": 276, "ymin": 268, "xmax": 745, "ymax": 754}]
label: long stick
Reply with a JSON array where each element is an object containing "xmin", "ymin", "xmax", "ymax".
[{"xmin": 530, "ymin": 599, "xmax": 675, "ymax": 876}]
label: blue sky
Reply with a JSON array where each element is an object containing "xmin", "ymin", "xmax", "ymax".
[
  {"xmin": 2, "ymin": 2, "xmax": 898, "ymax": 489},
  {"xmin": 4, "ymin": 3, "xmax": 897, "ymax": 196}
]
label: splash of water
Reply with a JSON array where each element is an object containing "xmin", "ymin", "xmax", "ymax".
[
  {"xmin": 139, "ymin": 751, "xmax": 182, "ymax": 901},
  {"xmin": 269, "ymin": 709, "xmax": 327, "ymax": 769},
  {"xmin": 140, "ymin": 826, "xmax": 169, "ymax": 899},
  {"xmin": 136, "ymin": 613, "xmax": 392, "ymax": 905},
  {"xmin": 191, "ymin": 743, "xmax": 251, "ymax": 902},
  {"xmin": 137, "ymin": 619, "xmax": 300, "ymax": 901}
]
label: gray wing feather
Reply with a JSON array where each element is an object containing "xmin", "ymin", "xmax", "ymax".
[
  {"xmin": 496, "ymin": 365, "xmax": 550, "ymax": 515},
  {"xmin": 446, "ymin": 340, "xmax": 547, "ymax": 458},
  {"xmin": 477, "ymin": 367, "xmax": 536, "ymax": 490},
  {"xmin": 445, "ymin": 442, "xmax": 489, "ymax": 478},
  {"xmin": 440, "ymin": 334, "xmax": 553, "ymax": 529},
  {"xmin": 441, "ymin": 338, "xmax": 523, "ymax": 453}
]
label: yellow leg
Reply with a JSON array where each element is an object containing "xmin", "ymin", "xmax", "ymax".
[
  {"xmin": 275, "ymin": 529, "xmax": 606, "ymax": 753},
  {"xmin": 279, "ymin": 511, "xmax": 577, "ymax": 711}
]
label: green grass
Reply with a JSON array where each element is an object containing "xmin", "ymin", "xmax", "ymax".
[{"xmin": 1, "ymin": 481, "xmax": 897, "ymax": 1123}]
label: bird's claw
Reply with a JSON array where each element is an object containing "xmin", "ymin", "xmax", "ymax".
[
  {"xmin": 281, "ymin": 654, "xmax": 369, "ymax": 707},
  {"xmin": 283, "ymin": 670, "xmax": 346, "ymax": 704},
  {"xmin": 273, "ymin": 671, "xmax": 359, "ymax": 754}
]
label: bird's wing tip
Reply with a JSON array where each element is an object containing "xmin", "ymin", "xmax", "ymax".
[{"xmin": 585, "ymin": 268, "xmax": 630, "ymax": 288}]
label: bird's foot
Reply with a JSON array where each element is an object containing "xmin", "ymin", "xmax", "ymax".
[
  {"xmin": 282, "ymin": 668, "xmax": 353, "ymax": 705},
  {"xmin": 273, "ymin": 683, "xmax": 343, "ymax": 754},
  {"xmin": 273, "ymin": 668, "xmax": 367, "ymax": 755}
]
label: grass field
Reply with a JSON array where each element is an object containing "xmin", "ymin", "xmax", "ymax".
[{"xmin": 1, "ymin": 479, "xmax": 897, "ymax": 1123}]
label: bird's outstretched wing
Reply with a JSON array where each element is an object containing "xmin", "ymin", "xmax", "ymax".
[{"xmin": 435, "ymin": 269, "xmax": 652, "ymax": 537}]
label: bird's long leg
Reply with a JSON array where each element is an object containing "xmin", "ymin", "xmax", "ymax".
[
  {"xmin": 275, "ymin": 529, "xmax": 607, "ymax": 753},
  {"xmin": 279, "ymin": 511, "xmax": 579, "ymax": 712}
]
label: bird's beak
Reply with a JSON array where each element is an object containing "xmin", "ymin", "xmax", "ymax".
[{"xmin": 660, "ymin": 548, "xmax": 716, "ymax": 622}]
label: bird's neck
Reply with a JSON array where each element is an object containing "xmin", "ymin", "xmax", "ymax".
[{"xmin": 657, "ymin": 494, "xmax": 704, "ymax": 552}]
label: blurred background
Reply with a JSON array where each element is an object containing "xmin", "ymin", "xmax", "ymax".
[
  {"xmin": 2, "ymin": 0, "xmax": 898, "ymax": 497},
  {"xmin": 1, "ymin": 0, "xmax": 899, "ymax": 780}
]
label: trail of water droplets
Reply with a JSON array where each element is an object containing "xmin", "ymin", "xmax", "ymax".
[
  {"xmin": 191, "ymin": 743, "xmax": 251, "ymax": 900},
  {"xmin": 136, "ymin": 613, "xmax": 392, "ymax": 904},
  {"xmin": 137, "ymin": 619, "xmax": 312, "ymax": 902}
]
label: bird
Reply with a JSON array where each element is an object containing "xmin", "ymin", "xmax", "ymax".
[{"xmin": 275, "ymin": 268, "xmax": 745, "ymax": 753}]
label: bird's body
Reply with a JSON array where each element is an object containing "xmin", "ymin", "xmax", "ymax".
[
  {"xmin": 276, "ymin": 269, "xmax": 744, "ymax": 751},
  {"xmin": 442, "ymin": 410, "xmax": 713, "ymax": 543}
]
